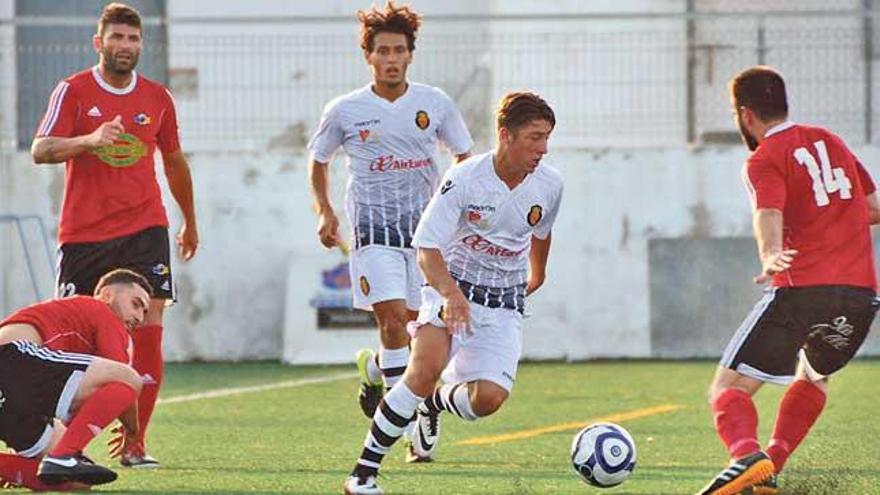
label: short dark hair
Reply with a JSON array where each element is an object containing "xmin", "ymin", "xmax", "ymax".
[
  {"xmin": 729, "ymin": 66, "xmax": 788, "ymax": 121},
  {"xmin": 94, "ymin": 268, "xmax": 153, "ymax": 298},
  {"xmin": 496, "ymin": 91, "xmax": 556, "ymax": 134},
  {"xmin": 357, "ymin": 1, "xmax": 421, "ymax": 53},
  {"xmin": 97, "ymin": 2, "xmax": 142, "ymax": 37}
]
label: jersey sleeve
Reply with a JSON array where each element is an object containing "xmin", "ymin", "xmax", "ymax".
[
  {"xmin": 437, "ymin": 92, "xmax": 474, "ymax": 156},
  {"xmin": 413, "ymin": 170, "xmax": 465, "ymax": 250},
  {"xmin": 35, "ymin": 80, "xmax": 78, "ymax": 138},
  {"xmin": 534, "ymin": 181, "xmax": 563, "ymax": 240},
  {"xmin": 743, "ymin": 152, "xmax": 786, "ymax": 211},
  {"xmin": 157, "ymin": 88, "xmax": 182, "ymax": 153},
  {"xmin": 855, "ymin": 159, "xmax": 876, "ymax": 195},
  {"xmin": 307, "ymin": 101, "xmax": 344, "ymax": 163}
]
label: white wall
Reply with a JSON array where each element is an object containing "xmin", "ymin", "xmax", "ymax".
[{"xmin": 5, "ymin": 144, "xmax": 880, "ymax": 361}]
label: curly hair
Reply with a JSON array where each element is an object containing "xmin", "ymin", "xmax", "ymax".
[{"xmin": 357, "ymin": 1, "xmax": 422, "ymax": 53}]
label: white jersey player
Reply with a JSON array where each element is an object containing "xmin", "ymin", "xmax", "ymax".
[
  {"xmin": 345, "ymin": 91, "xmax": 561, "ymax": 495},
  {"xmin": 307, "ymin": 2, "xmax": 472, "ymax": 438}
]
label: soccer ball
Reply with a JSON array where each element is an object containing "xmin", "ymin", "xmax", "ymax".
[{"xmin": 570, "ymin": 422, "xmax": 637, "ymax": 488}]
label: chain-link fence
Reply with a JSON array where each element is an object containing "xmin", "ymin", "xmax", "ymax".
[{"xmin": 1, "ymin": 5, "xmax": 877, "ymax": 153}]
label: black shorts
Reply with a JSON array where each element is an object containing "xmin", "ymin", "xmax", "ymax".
[
  {"xmin": 56, "ymin": 226, "xmax": 174, "ymax": 301},
  {"xmin": 0, "ymin": 341, "xmax": 92, "ymax": 456},
  {"xmin": 721, "ymin": 285, "xmax": 878, "ymax": 384}
]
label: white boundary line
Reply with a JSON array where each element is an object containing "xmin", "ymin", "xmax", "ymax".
[{"xmin": 157, "ymin": 372, "xmax": 358, "ymax": 405}]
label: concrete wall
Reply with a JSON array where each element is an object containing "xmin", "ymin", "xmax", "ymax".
[{"xmin": 4, "ymin": 145, "xmax": 880, "ymax": 361}]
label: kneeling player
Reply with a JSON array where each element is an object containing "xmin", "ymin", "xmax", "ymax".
[
  {"xmin": 0, "ymin": 269, "xmax": 150, "ymax": 490},
  {"xmin": 344, "ymin": 91, "xmax": 563, "ymax": 494}
]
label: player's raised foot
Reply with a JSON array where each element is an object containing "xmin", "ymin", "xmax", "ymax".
[
  {"xmin": 741, "ymin": 474, "xmax": 779, "ymax": 495},
  {"xmin": 120, "ymin": 443, "xmax": 160, "ymax": 469},
  {"xmin": 406, "ymin": 402, "xmax": 439, "ymax": 463},
  {"xmin": 696, "ymin": 451, "xmax": 774, "ymax": 495},
  {"xmin": 343, "ymin": 472, "xmax": 383, "ymax": 495},
  {"xmin": 37, "ymin": 454, "xmax": 117, "ymax": 486},
  {"xmin": 356, "ymin": 348, "xmax": 384, "ymax": 418}
]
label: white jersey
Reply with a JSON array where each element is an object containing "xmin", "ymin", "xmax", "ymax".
[
  {"xmin": 308, "ymin": 82, "xmax": 473, "ymax": 250},
  {"xmin": 412, "ymin": 152, "xmax": 563, "ymax": 311}
]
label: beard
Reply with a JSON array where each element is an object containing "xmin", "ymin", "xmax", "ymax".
[
  {"xmin": 102, "ymin": 48, "xmax": 139, "ymax": 75},
  {"xmin": 738, "ymin": 121, "xmax": 759, "ymax": 151}
]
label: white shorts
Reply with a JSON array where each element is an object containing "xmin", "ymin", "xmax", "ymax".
[
  {"xmin": 349, "ymin": 245, "xmax": 423, "ymax": 311},
  {"xmin": 407, "ymin": 285, "xmax": 523, "ymax": 392}
]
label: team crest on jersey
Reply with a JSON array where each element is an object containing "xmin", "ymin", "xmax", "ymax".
[
  {"xmin": 527, "ymin": 205, "xmax": 543, "ymax": 226},
  {"xmin": 359, "ymin": 276, "xmax": 371, "ymax": 296},
  {"xmin": 358, "ymin": 129, "xmax": 371, "ymax": 142},
  {"xmin": 152, "ymin": 263, "xmax": 170, "ymax": 276},
  {"xmin": 415, "ymin": 110, "xmax": 430, "ymax": 130},
  {"xmin": 92, "ymin": 133, "xmax": 147, "ymax": 168},
  {"xmin": 134, "ymin": 113, "xmax": 151, "ymax": 126}
]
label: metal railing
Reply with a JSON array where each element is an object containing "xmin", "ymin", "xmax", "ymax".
[
  {"xmin": 1, "ymin": 5, "xmax": 877, "ymax": 152},
  {"xmin": 0, "ymin": 214, "xmax": 54, "ymax": 302}
]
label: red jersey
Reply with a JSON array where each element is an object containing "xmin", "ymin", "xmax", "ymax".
[
  {"xmin": 743, "ymin": 122, "xmax": 877, "ymax": 289},
  {"xmin": 0, "ymin": 296, "xmax": 131, "ymax": 363},
  {"xmin": 35, "ymin": 66, "xmax": 181, "ymax": 244}
]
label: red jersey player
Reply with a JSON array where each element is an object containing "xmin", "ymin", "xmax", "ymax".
[
  {"xmin": 698, "ymin": 66, "xmax": 880, "ymax": 495},
  {"xmin": 0, "ymin": 269, "xmax": 150, "ymax": 490},
  {"xmin": 29, "ymin": 2, "xmax": 197, "ymax": 468}
]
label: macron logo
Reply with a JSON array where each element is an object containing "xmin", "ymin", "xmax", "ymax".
[
  {"xmin": 87, "ymin": 106, "xmax": 102, "ymax": 117},
  {"xmin": 141, "ymin": 373, "xmax": 158, "ymax": 385}
]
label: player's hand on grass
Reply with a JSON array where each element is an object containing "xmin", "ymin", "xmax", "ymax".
[
  {"xmin": 87, "ymin": 115, "xmax": 124, "ymax": 148},
  {"xmin": 754, "ymin": 249, "xmax": 798, "ymax": 284},
  {"xmin": 177, "ymin": 222, "xmax": 199, "ymax": 261},
  {"xmin": 441, "ymin": 289, "xmax": 470, "ymax": 335},
  {"xmin": 317, "ymin": 210, "xmax": 341, "ymax": 249},
  {"xmin": 107, "ymin": 424, "xmax": 138, "ymax": 458}
]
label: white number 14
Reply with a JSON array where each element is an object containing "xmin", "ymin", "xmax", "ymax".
[{"xmin": 793, "ymin": 140, "xmax": 851, "ymax": 207}]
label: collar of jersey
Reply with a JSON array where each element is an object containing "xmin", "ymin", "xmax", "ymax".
[
  {"xmin": 91, "ymin": 65, "xmax": 138, "ymax": 96},
  {"xmin": 764, "ymin": 120, "xmax": 795, "ymax": 139},
  {"xmin": 486, "ymin": 152, "xmax": 534, "ymax": 193},
  {"xmin": 365, "ymin": 82, "xmax": 412, "ymax": 107}
]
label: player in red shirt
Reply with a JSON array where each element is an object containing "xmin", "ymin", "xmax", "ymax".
[
  {"xmin": 29, "ymin": 3, "xmax": 197, "ymax": 468},
  {"xmin": 0, "ymin": 269, "xmax": 150, "ymax": 490},
  {"xmin": 697, "ymin": 66, "xmax": 880, "ymax": 495}
]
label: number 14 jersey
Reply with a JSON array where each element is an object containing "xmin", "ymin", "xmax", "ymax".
[{"xmin": 743, "ymin": 121, "xmax": 877, "ymax": 289}]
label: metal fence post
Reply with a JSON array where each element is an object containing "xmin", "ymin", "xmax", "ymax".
[{"xmin": 686, "ymin": 0, "xmax": 696, "ymax": 144}]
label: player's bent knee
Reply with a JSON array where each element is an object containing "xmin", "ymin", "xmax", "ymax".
[
  {"xmin": 471, "ymin": 382, "xmax": 508, "ymax": 417},
  {"xmin": 88, "ymin": 358, "xmax": 143, "ymax": 393}
]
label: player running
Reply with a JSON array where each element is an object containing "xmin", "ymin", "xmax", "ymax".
[
  {"xmin": 344, "ymin": 91, "xmax": 562, "ymax": 495},
  {"xmin": 307, "ymin": 0, "xmax": 472, "ymax": 446},
  {"xmin": 697, "ymin": 66, "xmax": 880, "ymax": 495}
]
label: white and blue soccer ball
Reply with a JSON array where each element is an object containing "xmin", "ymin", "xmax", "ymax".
[{"xmin": 570, "ymin": 422, "xmax": 637, "ymax": 488}]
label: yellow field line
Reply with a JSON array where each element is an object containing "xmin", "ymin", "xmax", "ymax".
[{"xmin": 456, "ymin": 403, "xmax": 683, "ymax": 446}]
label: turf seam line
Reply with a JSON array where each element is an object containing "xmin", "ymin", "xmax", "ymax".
[{"xmin": 157, "ymin": 372, "xmax": 358, "ymax": 405}]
